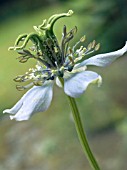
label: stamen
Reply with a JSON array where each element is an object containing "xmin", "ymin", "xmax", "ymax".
[
  {"xmin": 72, "ymin": 35, "xmax": 86, "ymax": 52},
  {"xmin": 16, "ymin": 83, "xmax": 34, "ymax": 91},
  {"xmin": 87, "ymin": 43, "xmax": 92, "ymax": 51},
  {"xmin": 14, "ymin": 75, "xmax": 29, "ymax": 83},
  {"xmin": 95, "ymin": 43, "xmax": 100, "ymax": 51},
  {"xmin": 33, "ymin": 81, "xmax": 43, "ymax": 86},
  {"xmin": 61, "ymin": 25, "xmax": 67, "ymax": 64},
  {"xmin": 80, "ymin": 35, "xmax": 86, "ymax": 42},
  {"xmin": 91, "ymin": 40, "xmax": 96, "ymax": 48},
  {"xmin": 55, "ymin": 61, "xmax": 60, "ymax": 70},
  {"xmin": 61, "ymin": 26, "xmax": 77, "ymax": 65},
  {"xmin": 68, "ymin": 56, "xmax": 75, "ymax": 65},
  {"xmin": 46, "ymin": 38, "xmax": 57, "ymax": 62}
]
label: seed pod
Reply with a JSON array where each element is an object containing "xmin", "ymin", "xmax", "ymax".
[{"xmin": 46, "ymin": 38, "xmax": 52, "ymax": 46}]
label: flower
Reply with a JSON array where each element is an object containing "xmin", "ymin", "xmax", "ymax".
[{"xmin": 3, "ymin": 10, "xmax": 127, "ymax": 121}]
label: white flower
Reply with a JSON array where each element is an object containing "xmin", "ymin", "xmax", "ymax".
[
  {"xmin": 3, "ymin": 42, "xmax": 127, "ymax": 121},
  {"xmin": 3, "ymin": 10, "xmax": 127, "ymax": 121}
]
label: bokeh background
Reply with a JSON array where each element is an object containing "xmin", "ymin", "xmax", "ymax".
[{"xmin": 0, "ymin": 0, "xmax": 127, "ymax": 169}]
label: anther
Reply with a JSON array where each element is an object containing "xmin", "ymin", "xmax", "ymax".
[
  {"xmin": 68, "ymin": 65, "xmax": 73, "ymax": 72},
  {"xmin": 92, "ymin": 40, "xmax": 96, "ymax": 48},
  {"xmin": 57, "ymin": 71, "xmax": 63, "ymax": 77},
  {"xmin": 95, "ymin": 43, "xmax": 100, "ymax": 51},
  {"xmin": 80, "ymin": 35, "xmax": 86, "ymax": 42}
]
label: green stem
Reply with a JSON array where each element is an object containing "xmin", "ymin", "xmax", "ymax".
[
  {"xmin": 59, "ymin": 78, "xmax": 101, "ymax": 170},
  {"xmin": 67, "ymin": 96, "xmax": 101, "ymax": 170}
]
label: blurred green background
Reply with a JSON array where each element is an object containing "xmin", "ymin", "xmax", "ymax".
[{"xmin": 0, "ymin": 0, "xmax": 127, "ymax": 169}]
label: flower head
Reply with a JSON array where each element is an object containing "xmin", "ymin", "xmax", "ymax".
[{"xmin": 3, "ymin": 10, "xmax": 127, "ymax": 121}]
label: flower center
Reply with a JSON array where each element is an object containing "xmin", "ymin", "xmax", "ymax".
[{"xmin": 10, "ymin": 10, "xmax": 100, "ymax": 91}]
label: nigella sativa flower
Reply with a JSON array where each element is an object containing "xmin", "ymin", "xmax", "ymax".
[{"xmin": 3, "ymin": 10, "xmax": 127, "ymax": 121}]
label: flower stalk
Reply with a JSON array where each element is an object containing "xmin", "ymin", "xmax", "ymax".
[
  {"xmin": 59, "ymin": 77, "xmax": 101, "ymax": 170},
  {"xmin": 67, "ymin": 96, "xmax": 100, "ymax": 170}
]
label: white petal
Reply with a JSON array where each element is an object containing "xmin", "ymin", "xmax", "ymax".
[
  {"xmin": 3, "ymin": 99, "xmax": 23, "ymax": 115},
  {"xmin": 3, "ymin": 81, "xmax": 53, "ymax": 121},
  {"xmin": 56, "ymin": 77, "xmax": 62, "ymax": 88},
  {"xmin": 64, "ymin": 71, "xmax": 102, "ymax": 98},
  {"xmin": 77, "ymin": 42, "xmax": 127, "ymax": 68}
]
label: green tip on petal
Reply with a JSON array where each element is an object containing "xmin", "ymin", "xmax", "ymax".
[{"xmin": 91, "ymin": 75, "xmax": 102, "ymax": 87}]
